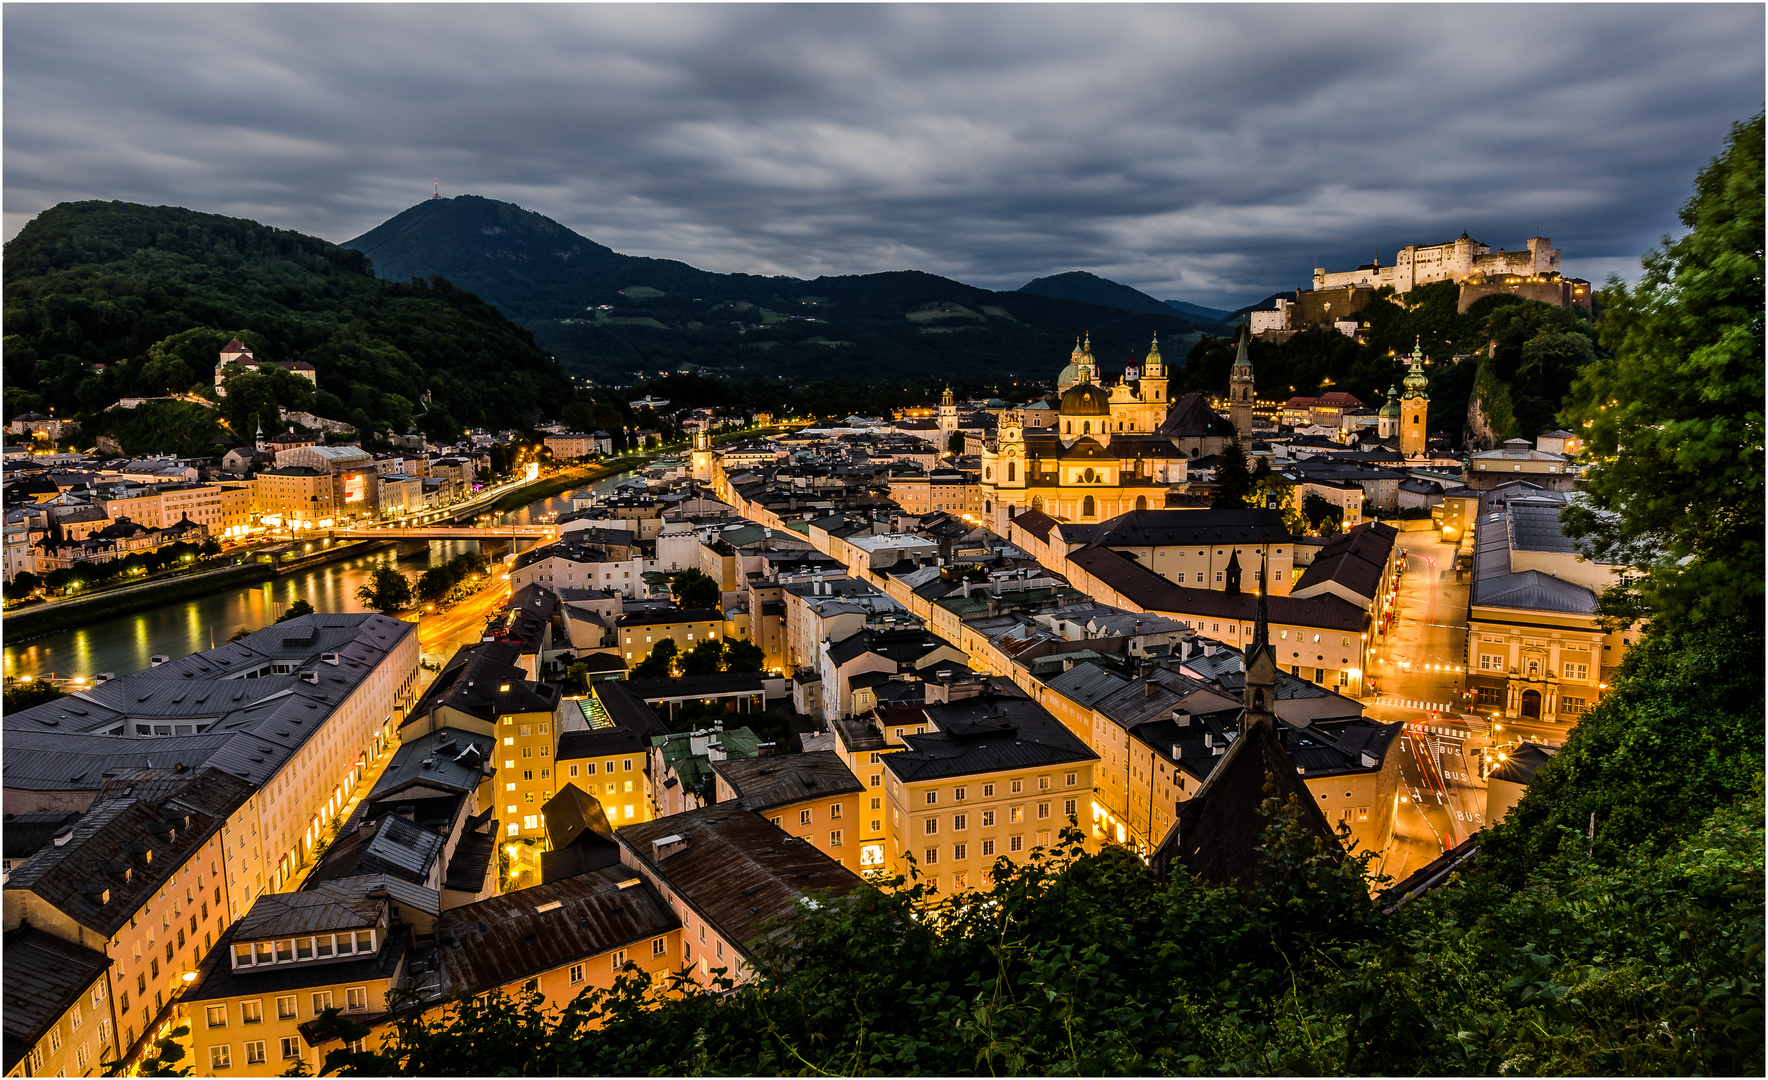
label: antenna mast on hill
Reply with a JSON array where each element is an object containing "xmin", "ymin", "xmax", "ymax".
[{"xmin": 432, "ymin": 178, "xmax": 441, "ymax": 200}]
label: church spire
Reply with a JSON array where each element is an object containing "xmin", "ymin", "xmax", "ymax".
[
  {"xmin": 1241, "ymin": 553, "xmax": 1277, "ymax": 733},
  {"xmin": 1232, "ymin": 322, "xmax": 1253, "ymax": 376}
]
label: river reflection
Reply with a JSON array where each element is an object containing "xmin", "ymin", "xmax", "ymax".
[{"xmin": 3, "ymin": 470, "xmax": 642, "ymax": 681}]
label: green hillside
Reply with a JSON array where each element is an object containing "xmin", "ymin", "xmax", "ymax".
[
  {"xmin": 344, "ymin": 195, "xmax": 1211, "ymax": 384},
  {"xmin": 3, "ymin": 201, "xmax": 572, "ymax": 444}
]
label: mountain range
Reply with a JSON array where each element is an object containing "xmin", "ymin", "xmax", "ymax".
[{"xmin": 344, "ymin": 195, "xmax": 1239, "ymax": 385}]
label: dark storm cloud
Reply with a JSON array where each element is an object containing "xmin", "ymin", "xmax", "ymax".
[{"xmin": 5, "ymin": 4, "xmax": 1761, "ymax": 307}]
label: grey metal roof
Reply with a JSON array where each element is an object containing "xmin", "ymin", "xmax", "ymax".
[
  {"xmin": 3, "ymin": 769, "xmax": 250, "ymax": 937},
  {"xmin": 882, "ymin": 696, "xmax": 1097, "ymax": 782},
  {"xmin": 437, "ymin": 865, "xmax": 677, "ymax": 995},
  {"xmin": 3, "ymin": 615, "xmax": 415, "ymax": 797},
  {"xmin": 2, "ymin": 927, "xmax": 112, "ymax": 1073},
  {"xmin": 234, "ymin": 881, "xmax": 387, "ymax": 940},
  {"xmin": 616, "ymin": 806, "xmax": 859, "ymax": 960},
  {"xmin": 714, "ymin": 751, "xmax": 865, "ymax": 812}
]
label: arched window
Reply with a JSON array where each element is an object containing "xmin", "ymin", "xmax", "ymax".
[
  {"xmin": 985, "ymin": 467, "xmax": 992, "ymax": 480},
  {"xmin": 1083, "ymin": 495, "xmax": 1095, "ymax": 518},
  {"xmin": 1413, "ymin": 415, "xmax": 1420, "ymax": 424},
  {"xmin": 1082, "ymin": 421, "xmax": 1090, "ymax": 434},
  {"xmin": 984, "ymin": 500, "xmax": 992, "ymax": 514},
  {"xmin": 1135, "ymin": 495, "xmax": 1148, "ymax": 511},
  {"xmin": 1066, "ymin": 421, "xmax": 1072, "ymax": 434},
  {"xmin": 1007, "ymin": 462, "xmax": 1016, "ymax": 482}
]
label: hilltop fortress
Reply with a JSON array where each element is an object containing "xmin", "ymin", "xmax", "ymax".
[
  {"xmin": 1252, "ymin": 233, "xmax": 1592, "ymax": 340},
  {"xmin": 1312, "ymin": 232, "xmax": 1560, "ymax": 292}
]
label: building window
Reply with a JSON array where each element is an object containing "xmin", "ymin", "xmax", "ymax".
[
  {"xmin": 1010, "ymin": 779, "xmax": 1023, "ymax": 794},
  {"xmin": 924, "ymin": 847, "xmax": 938, "ymax": 864},
  {"xmin": 311, "ymin": 991, "xmax": 333, "ymax": 1016},
  {"xmin": 860, "ymin": 844, "xmax": 885, "ymax": 867},
  {"xmin": 1037, "ymin": 802, "xmax": 1050, "ymax": 819},
  {"xmin": 829, "ymin": 829, "xmax": 843, "ymax": 846},
  {"xmin": 653, "ymin": 937, "xmax": 667, "ymax": 957},
  {"xmin": 346, "ymin": 987, "xmax": 367, "ymax": 1011},
  {"xmin": 611, "ymin": 949, "xmax": 628, "ymax": 971},
  {"xmin": 870, "ymin": 818, "xmax": 882, "ymax": 832},
  {"xmin": 241, "ymin": 1000, "xmax": 262, "ymax": 1025},
  {"xmin": 1010, "ymin": 835, "xmax": 1024, "ymax": 852},
  {"xmin": 245, "ymin": 1041, "xmax": 267, "ymax": 1066},
  {"xmin": 276, "ymin": 996, "xmax": 296, "ymax": 1020},
  {"xmin": 1476, "ymin": 687, "xmax": 1503, "ymax": 706},
  {"xmin": 1479, "ymin": 653, "xmax": 1503, "ymax": 670},
  {"xmin": 281, "ymin": 1037, "xmax": 302, "ymax": 1060},
  {"xmin": 570, "ymin": 963, "xmax": 585, "ymax": 984},
  {"xmin": 1009, "ymin": 807, "xmax": 1024, "ymax": 824},
  {"xmin": 799, "ymin": 809, "xmax": 813, "ymax": 826},
  {"xmin": 983, "ymin": 783, "xmax": 995, "ymax": 797},
  {"xmin": 1064, "ymin": 798, "xmax": 1077, "ymax": 817},
  {"xmin": 210, "ymin": 1045, "xmax": 232, "ymax": 1070},
  {"xmin": 953, "ymin": 813, "xmax": 967, "ymax": 831},
  {"xmin": 981, "ymin": 839, "xmax": 995, "ymax": 856},
  {"xmin": 924, "ymin": 818, "xmax": 938, "ymax": 835},
  {"xmin": 1564, "ymin": 662, "xmax": 1589, "ymax": 681},
  {"xmin": 206, "ymin": 1004, "xmax": 228, "ymax": 1029}
]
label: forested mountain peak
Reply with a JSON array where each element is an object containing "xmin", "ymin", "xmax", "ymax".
[{"xmin": 3, "ymin": 200, "xmax": 570, "ymax": 450}]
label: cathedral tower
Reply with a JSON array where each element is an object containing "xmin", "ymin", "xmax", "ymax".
[
  {"xmin": 1141, "ymin": 333, "xmax": 1168, "ymax": 407},
  {"xmin": 1229, "ymin": 324, "xmax": 1256, "ymax": 441},
  {"xmin": 1400, "ymin": 339, "xmax": 1430, "ymax": 459}
]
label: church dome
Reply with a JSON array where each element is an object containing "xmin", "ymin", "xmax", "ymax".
[
  {"xmin": 1378, "ymin": 385, "xmax": 1401, "ymax": 419},
  {"xmin": 1059, "ymin": 382, "xmax": 1111, "ymax": 416}
]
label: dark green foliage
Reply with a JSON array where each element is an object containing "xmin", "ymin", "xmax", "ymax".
[
  {"xmin": 3, "ymin": 201, "xmax": 571, "ymax": 435},
  {"xmin": 678, "ymin": 638, "xmax": 726, "ymax": 677},
  {"xmin": 1212, "ymin": 437, "xmax": 1251, "ymax": 507},
  {"xmin": 1301, "ymin": 493, "xmax": 1343, "ymax": 535},
  {"xmin": 414, "ymin": 551, "xmax": 490, "ymax": 606},
  {"xmin": 668, "ymin": 568, "xmax": 721, "ymax": 611},
  {"xmin": 1560, "ymin": 112, "xmax": 1764, "ymax": 631},
  {"xmin": 275, "ymin": 598, "xmax": 316, "ymax": 623},
  {"xmin": 84, "ymin": 400, "xmax": 222, "ymax": 457},
  {"xmin": 4, "ymin": 680, "xmax": 65, "ymax": 711},
  {"xmin": 354, "ymin": 566, "xmax": 412, "ymax": 613},
  {"xmin": 629, "ymin": 638, "xmax": 678, "ymax": 679},
  {"xmin": 723, "ymin": 637, "xmax": 766, "ymax": 673}
]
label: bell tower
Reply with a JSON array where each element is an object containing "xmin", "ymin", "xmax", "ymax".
[
  {"xmin": 937, "ymin": 386, "xmax": 959, "ymax": 451},
  {"xmin": 1400, "ymin": 338, "xmax": 1430, "ymax": 459},
  {"xmin": 691, "ymin": 428, "xmax": 714, "ymax": 482},
  {"xmin": 1229, "ymin": 324, "xmax": 1256, "ymax": 440}
]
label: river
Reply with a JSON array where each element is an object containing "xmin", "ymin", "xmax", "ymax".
[{"xmin": 2, "ymin": 469, "xmax": 639, "ymax": 681}]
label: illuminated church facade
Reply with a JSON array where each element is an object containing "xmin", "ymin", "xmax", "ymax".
[{"xmin": 979, "ymin": 335, "xmax": 1239, "ymax": 532}]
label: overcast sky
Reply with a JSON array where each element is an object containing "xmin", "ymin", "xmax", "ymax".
[{"xmin": 5, "ymin": 4, "xmax": 1761, "ymax": 308}]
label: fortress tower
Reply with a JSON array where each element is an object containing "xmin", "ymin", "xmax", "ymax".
[
  {"xmin": 1228, "ymin": 325, "xmax": 1256, "ymax": 441},
  {"xmin": 1400, "ymin": 340, "xmax": 1430, "ymax": 459}
]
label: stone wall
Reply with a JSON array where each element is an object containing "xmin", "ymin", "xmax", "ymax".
[{"xmin": 1457, "ymin": 278, "xmax": 1593, "ymax": 315}]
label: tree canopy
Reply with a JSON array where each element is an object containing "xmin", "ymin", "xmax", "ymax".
[
  {"xmin": 2, "ymin": 201, "xmax": 572, "ymax": 444},
  {"xmin": 1560, "ymin": 111, "xmax": 1764, "ymax": 631}
]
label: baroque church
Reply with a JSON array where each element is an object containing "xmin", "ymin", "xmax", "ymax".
[{"xmin": 979, "ymin": 334, "xmax": 1240, "ymax": 533}]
